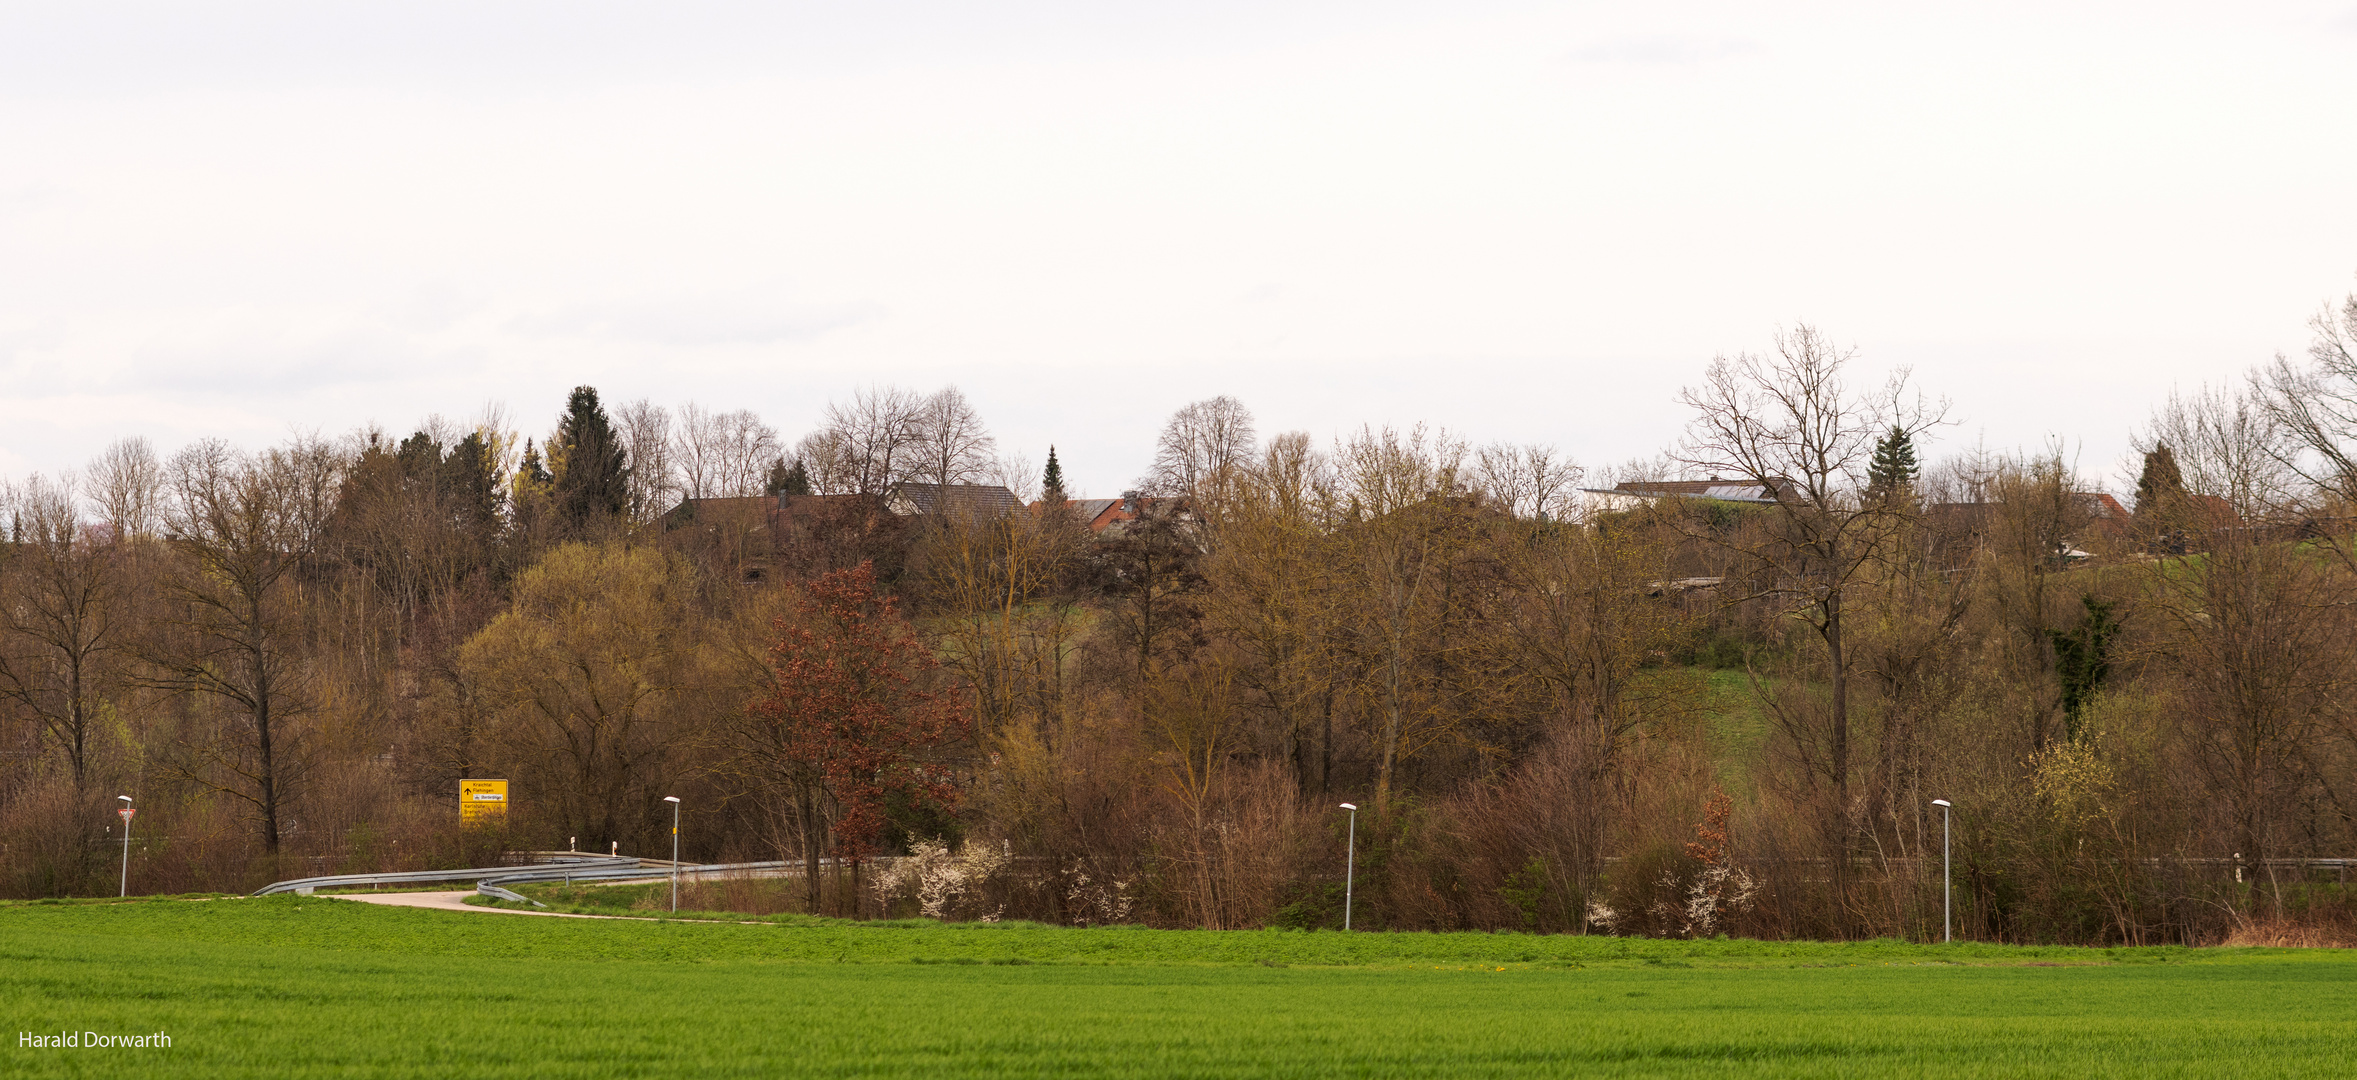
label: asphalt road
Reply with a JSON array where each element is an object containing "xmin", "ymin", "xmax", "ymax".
[{"xmin": 333, "ymin": 890, "xmax": 629, "ymax": 919}]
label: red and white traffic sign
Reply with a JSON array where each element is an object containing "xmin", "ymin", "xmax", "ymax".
[{"xmin": 117, "ymin": 808, "xmax": 134, "ymax": 821}]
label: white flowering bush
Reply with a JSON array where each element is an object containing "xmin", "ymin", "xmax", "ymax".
[
  {"xmin": 1595, "ymin": 790, "xmax": 1760, "ymax": 938},
  {"xmin": 870, "ymin": 838, "xmax": 1008, "ymax": 921},
  {"xmin": 1675, "ymin": 861, "xmax": 1759, "ymax": 938},
  {"xmin": 1063, "ymin": 859, "xmax": 1135, "ymax": 925}
]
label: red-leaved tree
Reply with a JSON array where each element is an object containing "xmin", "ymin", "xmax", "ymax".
[{"xmin": 746, "ymin": 561, "xmax": 968, "ymax": 914}]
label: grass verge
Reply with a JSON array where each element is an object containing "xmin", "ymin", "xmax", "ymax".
[{"xmin": 6, "ymin": 896, "xmax": 2353, "ymax": 1078}]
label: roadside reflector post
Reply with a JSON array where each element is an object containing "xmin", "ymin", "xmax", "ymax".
[
  {"xmin": 1337, "ymin": 803, "xmax": 1358, "ymax": 931},
  {"xmin": 663, "ymin": 796, "xmax": 683, "ymax": 912},
  {"xmin": 116, "ymin": 796, "xmax": 134, "ymax": 897},
  {"xmin": 1932, "ymin": 799, "xmax": 1953, "ymax": 943}
]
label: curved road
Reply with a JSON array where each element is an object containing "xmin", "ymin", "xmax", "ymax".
[{"xmin": 335, "ymin": 890, "xmax": 638, "ymax": 920}]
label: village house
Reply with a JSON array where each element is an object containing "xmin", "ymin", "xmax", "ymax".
[{"xmin": 884, "ymin": 482, "xmax": 1023, "ymax": 520}]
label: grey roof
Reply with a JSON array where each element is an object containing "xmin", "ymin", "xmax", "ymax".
[
  {"xmin": 888, "ymin": 482, "xmax": 1023, "ymax": 518},
  {"xmin": 1582, "ymin": 478, "xmax": 1787, "ymax": 504}
]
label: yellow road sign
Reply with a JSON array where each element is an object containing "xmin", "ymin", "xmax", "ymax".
[{"xmin": 459, "ymin": 779, "xmax": 508, "ymax": 823}]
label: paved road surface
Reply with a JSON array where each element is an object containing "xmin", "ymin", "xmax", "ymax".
[{"xmin": 334, "ymin": 890, "xmax": 632, "ymax": 919}]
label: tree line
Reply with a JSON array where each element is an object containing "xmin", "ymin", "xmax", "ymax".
[{"xmin": 8, "ymin": 296, "xmax": 2357, "ymax": 944}]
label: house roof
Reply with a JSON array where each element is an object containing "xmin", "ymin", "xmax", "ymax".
[
  {"xmin": 1022, "ymin": 496, "xmax": 1146, "ymax": 534},
  {"xmin": 2076, "ymin": 493, "xmax": 2131, "ymax": 520},
  {"xmin": 1068, "ymin": 498, "xmax": 1122, "ymax": 523},
  {"xmin": 2187, "ymin": 493, "xmax": 2241, "ymax": 527},
  {"xmin": 1585, "ymin": 478, "xmax": 1788, "ymax": 503},
  {"xmin": 663, "ymin": 496, "xmax": 780, "ymax": 528},
  {"xmin": 775, "ymin": 493, "xmax": 881, "ymax": 518},
  {"xmin": 887, "ymin": 482, "xmax": 1023, "ymax": 518}
]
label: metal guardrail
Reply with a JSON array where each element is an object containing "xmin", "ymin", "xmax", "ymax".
[
  {"xmin": 476, "ymin": 882, "xmax": 548, "ymax": 907},
  {"xmin": 259, "ymin": 851, "xmax": 2357, "ymax": 900},
  {"xmin": 476, "ymin": 860, "xmax": 798, "ymax": 891},
  {"xmin": 253, "ymin": 858, "xmax": 810, "ymax": 897},
  {"xmin": 253, "ymin": 856, "xmax": 638, "ymax": 896}
]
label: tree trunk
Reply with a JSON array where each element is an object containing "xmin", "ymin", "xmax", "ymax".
[
  {"xmin": 1318, "ymin": 691, "xmax": 1334, "ymax": 797},
  {"xmin": 253, "ymin": 635, "xmax": 283, "ymax": 855},
  {"xmin": 799, "ymin": 789, "xmax": 822, "ymax": 914},
  {"xmin": 1823, "ymin": 589, "xmax": 1849, "ymax": 930},
  {"xmin": 1376, "ymin": 637, "xmax": 1403, "ymax": 814}
]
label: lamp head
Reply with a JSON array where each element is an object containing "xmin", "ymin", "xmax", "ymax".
[
  {"xmin": 1338, "ymin": 803, "xmax": 1357, "ymax": 811},
  {"xmin": 1931, "ymin": 799, "xmax": 1951, "ymax": 807},
  {"xmin": 117, "ymin": 795, "xmax": 133, "ymax": 803},
  {"xmin": 663, "ymin": 796, "xmax": 681, "ymax": 804}
]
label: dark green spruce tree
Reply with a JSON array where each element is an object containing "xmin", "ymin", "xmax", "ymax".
[
  {"xmin": 446, "ymin": 430, "xmax": 505, "ymax": 544},
  {"xmin": 2134, "ymin": 443, "xmax": 2185, "ymax": 516},
  {"xmin": 518, "ymin": 439, "xmax": 553, "ymax": 490},
  {"xmin": 1041, "ymin": 445, "xmax": 1067, "ymax": 506},
  {"xmin": 1864, "ymin": 424, "xmax": 1919, "ymax": 505},
  {"xmin": 766, "ymin": 457, "xmax": 813, "ymax": 498},
  {"xmin": 552, "ymin": 386, "xmax": 629, "ymax": 530}
]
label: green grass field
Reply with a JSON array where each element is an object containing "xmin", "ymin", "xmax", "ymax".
[{"xmin": 5, "ymin": 897, "xmax": 2354, "ymax": 1078}]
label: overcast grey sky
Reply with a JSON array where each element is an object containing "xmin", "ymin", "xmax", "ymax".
[{"xmin": 5, "ymin": 1, "xmax": 2356, "ymax": 495}]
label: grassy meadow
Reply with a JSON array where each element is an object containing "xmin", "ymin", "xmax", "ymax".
[{"xmin": 5, "ymin": 895, "xmax": 2355, "ymax": 1078}]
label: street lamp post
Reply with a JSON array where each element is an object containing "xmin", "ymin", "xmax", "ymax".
[
  {"xmin": 1338, "ymin": 803, "xmax": 1358, "ymax": 931},
  {"xmin": 1931, "ymin": 799, "xmax": 1953, "ymax": 943},
  {"xmin": 116, "ymin": 796, "xmax": 133, "ymax": 898},
  {"xmin": 663, "ymin": 796, "xmax": 682, "ymax": 913}
]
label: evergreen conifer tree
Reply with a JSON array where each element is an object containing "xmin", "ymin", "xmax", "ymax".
[
  {"xmin": 2134, "ymin": 443, "xmax": 2185, "ymax": 515},
  {"xmin": 552, "ymin": 386, "xmax": 629, "ymax": 528},
  {"xmin": 1041, "ymin": 445, "xmax": 1067, "ymax": 505},
  {"xmin": 447, "ymin": 430, "xmax": 504, "ymax": 541},
  {"xmin": 511, "ymin": 438, "xmax": 556, "ymax": 542},
  {"xmin": 766, "ymin": 457, "xmax": 814, "ymax": 498},
  {"xmin": 2135, "ymin": 442, "xmax": 2193, "ymax": 554},
  {"xmin": 518, "ymin": 438, "xmax": 552, "ymax": 490},
  {"xmin": 1865, "ymin": 425, "xmax": 1919, "ymax": 504}
]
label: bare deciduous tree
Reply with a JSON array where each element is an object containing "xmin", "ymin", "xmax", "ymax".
[
  {"xmin": 2255, "ymin": 286, "xmax": 2357, "ymax": 514},
  {"xmin": 1493, "ymin": 501, "xmax": 1689, "ymax": 921},
  {"xmin": 820, "ymin": 386, "xmax": 926, "ymax": 495},
  {"xmin": 150, "ymin": 437, "xmax": 342, "ymax": 853},
  {"xmin": 674, "ymin": 403, "xmax": 785, "ymax": 499},
  {"xmin": 1330, "ymin": 424, "xmax": 1482, "ymax": 814},
  {"xmin": 794, "ymin": 428, "xmax": 856, "ymax": 496},
  {"xmin": 1146, "ymin": 396, "xmax": 1255, "ymax": 499},
  {"xmin": 1200, "ymin": 431, "xmax": 1341, "ymax": 794},
  {"xmin": 909, "ymin": 387, "xmax": 997, "ymax": 490},
  {"xmin": 88, "ymin": 437, "xmax": 163, "ymax": 541},
  {"xmin": 917, "ymin": 498, "xmax": 1079, "ymax": 742},
  {"xmin": 2149, "ymin": 532, "xmax": 2357, "ymax": 913},
  {"xmin": 615, "ymin": 400, "xmax": 678, "ymax": 522},
  {"xmin": 1976, "ymin": 448, "xmax": 2099, "ymax": 750},
  {"xmin": 1473, "ymin": 442, "xmax": 1584, "ymax": 521},
  {"xmin": 0, "ymin": 475, "xmax": 125, "ymax": 789},
  {"xmin": 1677, "ymin": 324, "xmax": 1944, "ymax": 926},
  {"xmin": 988, "ymin": 451, "xmax": 1037, "ymax": 505},
  {"xmin": 2130, "ymin": 383, "xmax": 2289, "ymax": 522}
]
